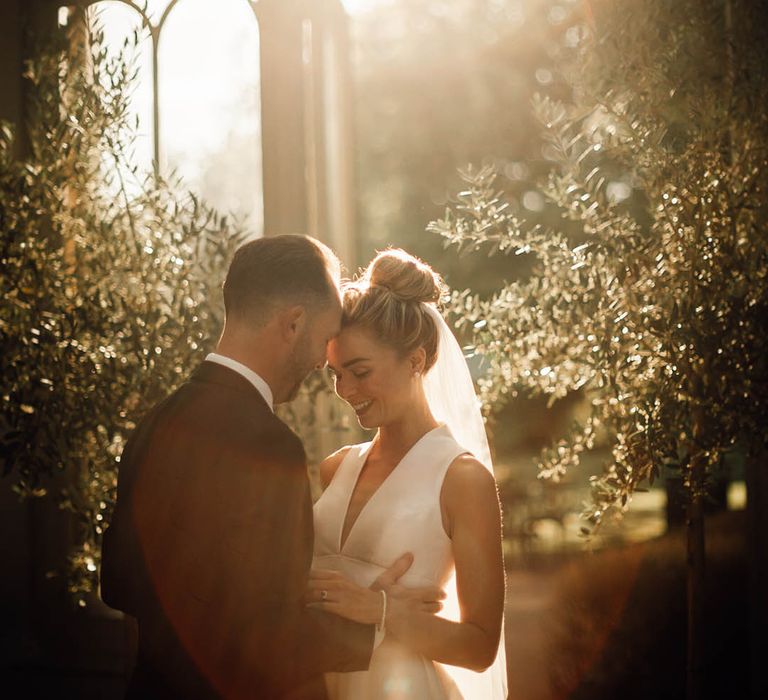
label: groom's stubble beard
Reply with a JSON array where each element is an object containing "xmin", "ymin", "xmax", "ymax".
[{"xmin": 283, "ymin": 331, "xmax": 314, "ymax": 402}]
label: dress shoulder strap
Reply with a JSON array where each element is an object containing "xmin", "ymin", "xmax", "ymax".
[
  {"xmin": 413, "ymin": 425, "xmax": 473, "ymax": 490},
  {"xmin": 323, "ymin": 440, "xmax": 372, "ymax": 494}
]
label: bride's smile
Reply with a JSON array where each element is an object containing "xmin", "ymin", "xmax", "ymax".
[
  {"xmin": 327, "ymin": 324, "xmax": 428, "ymax": 431},
  {"xmin": 350, "ymin": 399, "xmax": 373, "ymax": 415}
]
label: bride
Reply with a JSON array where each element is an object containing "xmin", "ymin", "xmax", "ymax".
[{"xmin": 309, "ymin": 249, "xmax": 508, "ymax": 699}]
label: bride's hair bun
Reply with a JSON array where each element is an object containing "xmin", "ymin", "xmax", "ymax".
[
  {"xmin": 341, "ymin": 249, "xmax": 443, "ymax": 372},
  {"xmin": 365, "ymin": 249, "xmax": 442, "ymax": 304}
]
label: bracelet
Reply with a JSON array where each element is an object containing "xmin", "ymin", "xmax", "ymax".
[{"xmin": 377, "ymin": 590, "xmax": 387, "ymax": 633}]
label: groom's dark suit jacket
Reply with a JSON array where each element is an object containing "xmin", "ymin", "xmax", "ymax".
[{"xmin": 101, "ymin": 361, "xmax": 374, "ymax": 699}]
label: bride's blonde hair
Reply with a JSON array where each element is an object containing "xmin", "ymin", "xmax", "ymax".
[{"xmin": 342, "ymin": 249, "xmax": 443, "ymax": 372}]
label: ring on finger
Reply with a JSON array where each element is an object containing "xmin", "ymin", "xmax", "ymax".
[{"xmin": 320, "ymin": 589, "xmax": 328, "ymax": 601}]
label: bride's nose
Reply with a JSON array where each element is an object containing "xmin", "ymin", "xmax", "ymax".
[{"xmin": 334, "ymin": 375, "xmax": 350, "ymax": 400}]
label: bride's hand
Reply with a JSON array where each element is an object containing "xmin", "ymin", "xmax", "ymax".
[
  {"xmin": 306, "ymin": 569, "xmax": 385, "ymax": 625},
  {"xmin": 306, "ymin": 564, "xmax": 446, "ymax": 624}
]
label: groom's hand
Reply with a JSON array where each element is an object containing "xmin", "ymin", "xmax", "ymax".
[{"xmin": 384, "ymin": 582, "xmax": 446, "ymax": 615}]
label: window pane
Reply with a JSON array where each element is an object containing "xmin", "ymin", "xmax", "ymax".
[
  {"xmin": 158, "ymin": 0, "xmax": 263, "ymax": 235},
  {"xmin": 89, "ymin": 1, "xmax": 154, "ymax": 176}
]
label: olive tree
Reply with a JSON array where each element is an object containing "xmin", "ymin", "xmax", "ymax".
[
  {"xmin": 429, "ymin": 1, "xmax": 767, "ymax": 697},
  {"xmin": 0, "ymin": 16, "xmax": 244, "ymax": 602}
]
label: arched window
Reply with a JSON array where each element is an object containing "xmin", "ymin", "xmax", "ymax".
[
  {"xmin": 68, "ymin": 0, "xmax": 264, "ymax": 236},
  {"xmin": 58, "ymin": 0, "xmax": 355, "ymax": 261}
]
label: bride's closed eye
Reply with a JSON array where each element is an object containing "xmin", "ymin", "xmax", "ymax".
[{"xmin": 327, "ymin": 367, "xmax": 371, "ymax": 381}]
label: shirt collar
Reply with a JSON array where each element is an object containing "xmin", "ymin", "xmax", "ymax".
[{"xmin": 204, "ymin": 352, "xmax": 274, "ymax": 411}]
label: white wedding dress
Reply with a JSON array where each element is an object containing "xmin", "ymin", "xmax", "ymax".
[{"xmin": 313, "ymin": 423, "xmax": 507, "ymax": 700}]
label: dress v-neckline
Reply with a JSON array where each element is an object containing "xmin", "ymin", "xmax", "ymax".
[{"xmin": 337, "ymin": 425, "xmax": 445, "ymax": 553}]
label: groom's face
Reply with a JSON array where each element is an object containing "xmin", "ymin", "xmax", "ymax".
[{"xmin": 284, "ymin": 301, "xmax": 342, "ymax": 402}]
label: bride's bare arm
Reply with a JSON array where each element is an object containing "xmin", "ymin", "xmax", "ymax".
[
  {"xmin": 318, "ymin": 445, "xmax": 352, "ymax": 489},
  {"xmin": 385, "ymin": 454, "xmax": 505, "ymax": 671}
]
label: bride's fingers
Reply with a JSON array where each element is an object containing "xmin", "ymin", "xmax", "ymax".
[
  {"xmin": 308, "ymin": 574, "xmax": 350, "ymax": 588},
  {"xmin": 311, "ymin": 599, "xmax": 374, "ymax": 625},
  {"xmin": 305, "ymin": 587, "xmax": 337, "ymax": 603},
  {"xmin": 308, "ymin": 600, "xmax": 345, "ymax": 615},
  {"xmin": 371, "ymin": 552, "xmax": 414, "ymax": 591},
  {"xmin": 309, "ymin": 569, "xmax": 344, "ymax": 581},
  {"xmin": 306, "ymin": 575, "xmax": 361, "ymax": 602},
  {"xmin": 306, "ymin": 580, "xmax": 342, "ymax": 596}
]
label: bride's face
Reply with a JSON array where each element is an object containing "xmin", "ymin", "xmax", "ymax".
[{"xmin": 327, "ymin": 325, "xmax": 418, "ymax": 429}]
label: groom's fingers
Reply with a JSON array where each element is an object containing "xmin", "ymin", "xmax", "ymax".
[
  {"xmin": 412, "ymin": 585, "xmax": 446, "ymax": 603},
  {"xmin": 391, "ymin": 584, "xmax": 445, "ymax": 603},
  {"xmin": 424, "ymin": 586, "xmax": 447, "ymax": 602},
  {"xmin": 422, "ymin": 601, "xmax": 443, "ymax": 614}
]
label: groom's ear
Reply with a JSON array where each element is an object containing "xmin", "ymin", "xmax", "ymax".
[{"xmin": 279, "ymin": 304, "xmax": 306, "ymax": 342}]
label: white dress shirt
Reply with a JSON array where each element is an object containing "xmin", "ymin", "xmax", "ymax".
[{"xmin": 205, "ymin": 352, "xmax": 274, "ymax": 411}]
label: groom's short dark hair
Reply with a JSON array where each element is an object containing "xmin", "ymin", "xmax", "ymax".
[{"xmin": 223, "ymin": 234, "xmax": 341, "ymax": 326}]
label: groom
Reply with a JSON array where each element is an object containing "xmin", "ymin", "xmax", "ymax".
[{"xmin": 101, "ymin": 235, "xmax": 430, "ymax": 699}]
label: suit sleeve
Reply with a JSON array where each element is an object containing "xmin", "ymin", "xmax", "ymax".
[{"xmin": 100, "ymin": 415, "xmax": 157, "ymax": 617}]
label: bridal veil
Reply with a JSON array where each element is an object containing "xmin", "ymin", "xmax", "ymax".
[{"xmin": 421, "ymin": 303, "xmax": 508, "ymax": 700}]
